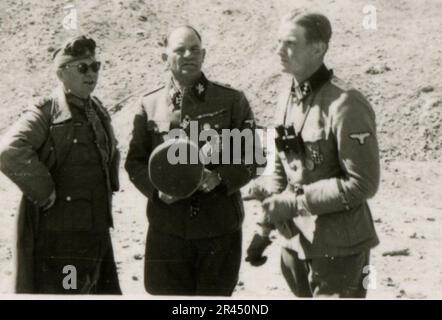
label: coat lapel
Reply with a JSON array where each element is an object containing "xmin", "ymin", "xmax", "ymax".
[{"xmin": 51, "ymin": 86, "xmax": 73, "ymax": 124}]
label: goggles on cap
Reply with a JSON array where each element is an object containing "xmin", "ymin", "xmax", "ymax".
[
  {"xmin": 62, "ymin": 61, "xmax": 101, "ymax": 74},
  {"xmin": 61, "ymin": 37, "xmax": 96, "ymax": 57},
  {"xmin": 52, "ymin": 36, "xmax": 97, "ymax": 68}
]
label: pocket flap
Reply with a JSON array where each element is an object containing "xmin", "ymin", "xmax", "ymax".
[
  {"xmin": 61, "ymin": 190, "xmax": 92, "ymax": 202},
  {"xmin": 195, "ymin": 108, "xmax": 227, "ymax": 120}
]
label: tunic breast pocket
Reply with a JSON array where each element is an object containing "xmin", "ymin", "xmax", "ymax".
[
  {"xmin": 69, "ymin": 126, "xmax": 98, "ymax": 164},
  {"xmin": 302, "ymin": 128, "xmax": 327, "ymax": 171},
  {"xmin": 196, "ymin": 108, "xmax": 229, "ymax": 131},
  {"xmin": 44, "ymin": 190, "xmax": 94, "ymax": 231}
]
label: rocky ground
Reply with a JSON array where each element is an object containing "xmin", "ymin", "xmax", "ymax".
[{"xmin": 0, "ymin": 0, "xmax": 441, "ymax": 298}]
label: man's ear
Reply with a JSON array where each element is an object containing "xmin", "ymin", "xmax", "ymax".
[
  {"xmin": 313, "ymin": 42, "xmax": 327, "ymax": 58},
  {"xmin": 56, "ymin": 68, "xmax": 64, "ymax": 81},
  {"xmin": 201, "ymin": 48, "xmax": 206, "ymax": 63},
  {"xmin": 161, "ymin": 52, "xmax": 169, "ymax": 70},
  {"xmin": 161, "ymin": 52, "xmax": 168, "ymax": 63}
]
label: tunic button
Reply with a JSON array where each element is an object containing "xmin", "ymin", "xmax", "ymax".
[
  {"xmin": 66, "ymin": 196, "xmax": 71, "ymax": 201},
  {"xmin": 73, "ymin": 139, "xmax": 78, "ymax": 143}
]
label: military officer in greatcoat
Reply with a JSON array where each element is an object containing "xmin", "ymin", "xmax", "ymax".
[{"xmin": 0, "ymin": 35, "xmax": 121, "ymax": 294}]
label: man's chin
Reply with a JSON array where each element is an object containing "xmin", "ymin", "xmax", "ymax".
[
  {"xmin": 180, "ymin": 68, "xmax": 200, "ymax": 75},
  {"xmin": 71, "ymin": 89, "xmax": 95, "ymax": 98},
  {"xmin": 278, "ymin": 62, "xmax": 288, "ymax": 72},
  {"xmin": 83, "ymin": 85, "xmax": 96, "ymax": 95},
  {"xmin": 279, "ymin": 66, "xmax": 291, "ymax": 74},
  {"xmin": 279, "ymin": 64, "xmax": 297, "ymax": 76},
  {"xmin": 177, "ymin": 70, "xmax": 202, "ymax": 81}
]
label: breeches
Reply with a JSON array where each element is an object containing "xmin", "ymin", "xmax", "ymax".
[
  {"xmin": 145, "ymin": 227, "xmax": 242, "ymax": 296},
  {"xmin": 34, "ymin": 230, "xmax": 121, "ymax": 294},
  {"xmin": 281, "ymin": 248, "xmax": 370, "ymax": 298}
]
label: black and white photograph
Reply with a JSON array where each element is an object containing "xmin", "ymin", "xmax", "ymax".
[{"xmin": 0, "ymin": 0, "xmax": 441, "ymax": 301}]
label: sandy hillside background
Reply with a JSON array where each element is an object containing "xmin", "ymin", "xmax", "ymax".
[{"xmin": 0, "ymin": 0, "xmax": 441, "ymax": 298}]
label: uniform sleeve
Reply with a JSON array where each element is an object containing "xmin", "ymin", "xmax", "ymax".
[
  {"xmin": 110, "ymin": 147, "xmax": 120, "ymax": 192},
  {"xmin": 268, "ymin": 150, "xmax": 289, "ymax": 194},
  {"xmin": 0, "ymin": 107, "xmax": 55, "ymax": 205},
  {"xmin": 300, "ymin": 90, "xmax": 380, "ymax": 215},
  {"xmin": 250, "ymin": 149, "xmax": 289, "ymax": 201},
  {"xmin": 214, "ymin": 92, "xmax": 266, "ymax": 195},
  {"xmin": 124, "ymin": 100, "xmax": 157, "ymax": 199}
]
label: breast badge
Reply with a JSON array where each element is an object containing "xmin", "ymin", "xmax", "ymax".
[{"xmin": 306, "ymin": 143, "xmax": 324, "ymax": 167}]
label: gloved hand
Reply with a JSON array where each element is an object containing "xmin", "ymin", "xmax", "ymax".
[
  {"xmin": 262, "ymin": 192, "xmax": 298, "ymax": 226},
  {"xmin": 198, "ymin": 168, "xmax": 222, "ymax": 193},
  {"xmin": 41, "ymin": 189, "xmax": 56, "ymax": 211},
  {"xmin": 245, "ymin": 234, "xmax": 272, "ymax": 266}
]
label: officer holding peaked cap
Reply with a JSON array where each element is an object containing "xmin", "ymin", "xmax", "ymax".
[{"xmin": 125, "ymin": 25, "xmax": 264, "ymax": 296}]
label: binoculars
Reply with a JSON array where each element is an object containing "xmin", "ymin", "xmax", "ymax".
[{"xmin": 275, "ymin": 125, "xmax": 305, "ymax": 155}]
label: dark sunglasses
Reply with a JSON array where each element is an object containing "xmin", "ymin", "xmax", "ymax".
[{"xmin": 63, "ymin": 61, "xmax": 101, "ymax": 74}]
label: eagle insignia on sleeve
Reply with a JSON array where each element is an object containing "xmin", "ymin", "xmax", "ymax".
[{"xmin": 349, "ymin": 132, "xmax": 371, "ymax": 145}]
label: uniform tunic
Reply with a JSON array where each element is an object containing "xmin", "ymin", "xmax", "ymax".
[
  {"xmin": 125, "ymin": 74, "xmax": 262, "ymax": 295},
  {"xmin": 269, "ymin": 65, "xmax": 380, "ymax": 297}
]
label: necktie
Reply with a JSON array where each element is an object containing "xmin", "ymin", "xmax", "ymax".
[{"xmin": 85, "ymin": 100, "xmax": 110, "ymax": 164}]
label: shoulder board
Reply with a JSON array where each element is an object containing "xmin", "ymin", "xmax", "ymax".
[
  {"xmin": 142, "ymin": 86, "xmax": 165, "ymax": 97},
  {"xmin": 33, "ymin": 97, "xmax": 52, "ymax": 109},
  {"xmin": 329, "ymin": 76, "xmax": 354, "ymax": 92},
  {"xmin": 211, "ymin": 81, "xmax": 237, "ymax": 91}
]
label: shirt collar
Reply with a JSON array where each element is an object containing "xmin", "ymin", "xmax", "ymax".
[
  {"xmin": 66, "ymin": 92, "xmax": 91, "ymax": 110},
  {"xmin": 291, "ymin": 64, "xmax": 333, "ymax": 103}
]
